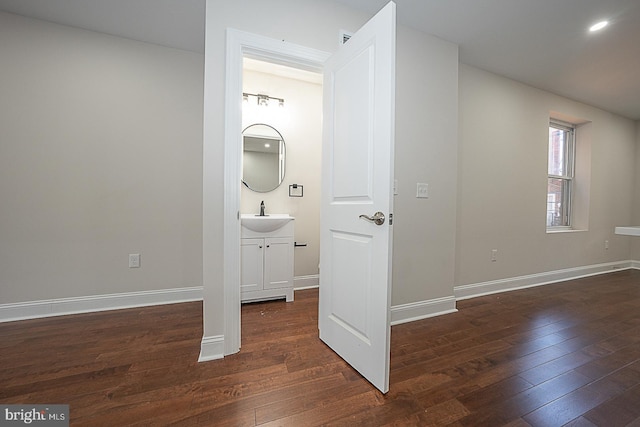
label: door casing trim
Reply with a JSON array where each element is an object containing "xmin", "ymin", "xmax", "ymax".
[{"xmin": 217, "ymin": 28, "xmax": 329, "ymax": 354}]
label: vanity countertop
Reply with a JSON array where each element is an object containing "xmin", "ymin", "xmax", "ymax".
[{"xmin": 240, "ymin": 214, "xmax": 294, "ymax": 238}]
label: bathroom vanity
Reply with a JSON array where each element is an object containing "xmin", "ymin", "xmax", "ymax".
[{"xmin": 240, "ymin": 214, "xmax": 294, "ymax": 302}]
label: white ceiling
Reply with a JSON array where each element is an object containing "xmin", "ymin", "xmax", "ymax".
[
  {"xmin": 0, "ymin": 0, "xmax": 206, "ymax": 52},
  {"xmin": 0, "ymin": 0, "xmax": 638, "ymax": 120},
  {"xmin": 336, "ymin": 0, "xmax": 640, "ymax": 121}
]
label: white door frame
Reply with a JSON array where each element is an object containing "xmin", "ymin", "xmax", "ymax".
[{"xmin": 221, "ymin": 29, "xmax": 330, "ymax": 354}]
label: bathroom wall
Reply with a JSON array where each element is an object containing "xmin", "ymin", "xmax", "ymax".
[
  {"xmin": 241, "ymin": 68, "xmax": 322, "ymax": 283},
  {"xmin": 0, "ymin": 11, "xmax": 204, "ymax": 303},
  {"xmin": 456, "ymin": 64, "xmax": 636, "ymax": 286}
]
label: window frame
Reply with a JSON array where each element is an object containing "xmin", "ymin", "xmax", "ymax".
[{"xmin": 547, "ymin": 119, "xmax": 576, "ymax": 230}]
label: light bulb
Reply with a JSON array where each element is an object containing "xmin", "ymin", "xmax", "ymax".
[{"xmin": 589, "ymin": 20, "xmax": 608, "ymax": 32}]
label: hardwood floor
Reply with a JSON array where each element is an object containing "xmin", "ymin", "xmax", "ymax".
[{"xmin": 2, "ymin": 270, "xmax": 640, "ymax": 426}]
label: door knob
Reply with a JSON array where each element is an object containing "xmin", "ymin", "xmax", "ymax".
[{"xmin": 359, "ymin": 211, "xmax": 385, "ymax": 225}]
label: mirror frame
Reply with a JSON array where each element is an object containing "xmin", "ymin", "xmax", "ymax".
[{"xmin": 241, "ymin": 123, "xmax": 286, "ymax": 193}]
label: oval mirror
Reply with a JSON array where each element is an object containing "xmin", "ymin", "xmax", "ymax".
[{"xmin": 242, "ymin": 123, "xmax": 286, "ymax": 192}]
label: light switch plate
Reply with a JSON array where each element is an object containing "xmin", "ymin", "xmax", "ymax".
[{"xmin": 416, "ymin": 183, "xmax": 429, "ymax": 198}]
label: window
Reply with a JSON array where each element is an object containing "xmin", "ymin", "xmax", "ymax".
[{"xmin": 547, "ymin": 120, "xmax": 575, "ymax": 228}]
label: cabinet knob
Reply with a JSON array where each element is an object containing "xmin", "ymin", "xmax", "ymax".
[
  {"xmin": 266, "ymin": 245, "xmax": 270, "ymax": 248},
  {"xmin": 259, "ymin": 245, "xmax": 262, "ymax": 248}
]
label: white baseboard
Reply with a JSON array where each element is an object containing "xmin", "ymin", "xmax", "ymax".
[
  {"xmin": 0, "ymin": 286, "xmax": 203, "ymax": 323},
  {"xmin": 294, "ymin": 274, "xmax": 319, "ymax": 290},
  {"xmin": 4, "ymin": 260, "xmax": 636, "ymax": 340},
  {"xmin": 198, "ymin": 335, "xmax": 225, "ymax": 362},
  {"xmin": 390, "ymin": 296, "xmax": 457, "ymax": 325},
  {"xmin": 454, "ymin": 260, "xmax": 634, "ymax": 301},
  {"xmin": 390, "ymin": 260, "xmax": 637, "ymax": 326}
]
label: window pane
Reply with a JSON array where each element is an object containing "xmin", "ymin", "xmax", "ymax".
[
  {"xmin": 548, "ymin": 127, "xmax": 568, "ymax": 176},
  {"xmin": 547, "ymin": 177, "xmax": 570, "ymax": 227}
]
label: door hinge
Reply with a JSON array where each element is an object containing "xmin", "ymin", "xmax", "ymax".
[{"xmin": 389, "ymin": 213, "xmax": 393, "ymax": 225}]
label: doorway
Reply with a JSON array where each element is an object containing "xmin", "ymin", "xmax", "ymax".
[
  {"xmin": 215, "ymin": 2, "xmax": 396, "ymax": 393},
  {"xmin": 220, "ymin": 29, "xmax": 330, "ymax": 356},
  {"xmin": 239, "ymin": 57, "xmax": 323, "ymax": 316}
]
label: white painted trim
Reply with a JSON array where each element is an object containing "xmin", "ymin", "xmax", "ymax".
[
  {"xmin": 220, "ymin": 28, "xmax": 330, "ymax": 357},
  {"xmin": 390, "ymin": 261, "xmax": 638, "ymax": 326},
  {"xmin": 198, "ymin": 335, "xmax": 225, "ymax": 362},
  {"xmin": 0, "ymin": 287, "xmax": 203, "ymax": 323},
  {"xmin": 294, "ymin": 274, "xmax": 319, "ymax": 289},
  {"xmin": 390, "ymin": 296, "xmax": 457, "ymax": 326},
  {"xmin": 221, "ymin": 27, "xmax": 244, "ymax": 357},
  {"xmin": 455, "ymin": 260, "xmax": 634, "ymax": 300}
]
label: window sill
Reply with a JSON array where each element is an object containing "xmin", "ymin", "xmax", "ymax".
[{"xmin": 546, "ymin": 228, "xmax": 587, "ymax": 234}]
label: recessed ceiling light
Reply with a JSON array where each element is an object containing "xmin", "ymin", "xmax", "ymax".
[{"xmin": 589, "ymin": 20, "xmax": 609, "ymax": 32}]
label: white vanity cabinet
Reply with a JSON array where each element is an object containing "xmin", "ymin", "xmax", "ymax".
[{"xmin": 240, "ymin": 218, "xmax": 294, "ymax": 302}]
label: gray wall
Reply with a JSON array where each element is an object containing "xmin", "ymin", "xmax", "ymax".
[
  {"xmin": 0, "ymin": 11, "xmax": 204, "ymax": 303},
  {"xmin": 392, "ymin": 25, "xmax": 459, "ymax": 305},
  {"xmin": 456, "ymin": 65, "xmax": 636, "ymax": 286},
  {"xmin": 633, "ymin": 121, "xmax": 640, "ymax": 259}
]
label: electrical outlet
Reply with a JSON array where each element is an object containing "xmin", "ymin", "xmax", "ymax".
[
  {"xmin": 491, "ymin": 249, "xmax": 498, "ymax": 262},
  {"xmin": 129, "ymin": 253, "xmax": 140, "ymax": 268},
  {"xmin": 605, "ymin": 240, "xmax": 609, "ymax": 250},
  {"xmin": 416, "ymin": 183, "xmax": 429, "ymax": 199}
]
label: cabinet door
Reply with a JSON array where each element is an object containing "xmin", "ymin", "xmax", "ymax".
[
  {"xmin": 241, "ymin": 238, "xmax": 264, "ymax": 293},
  {"xmin": 263, "ymin": 237, "xmax": 293, "ymax": 290}
]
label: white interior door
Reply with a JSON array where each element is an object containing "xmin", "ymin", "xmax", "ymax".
[{"xmin": 319, "ymin": 2, "xmax": 396, "ymax": 394}]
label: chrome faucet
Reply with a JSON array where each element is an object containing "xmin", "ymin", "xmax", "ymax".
[{"xmin": 259, "ymin": 201, "xmax": 265, "ymax": 216}]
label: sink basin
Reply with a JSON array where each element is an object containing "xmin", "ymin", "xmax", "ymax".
[{"xmin": 241, "ymin": 214, "xmax": 294, "ymax": 233}]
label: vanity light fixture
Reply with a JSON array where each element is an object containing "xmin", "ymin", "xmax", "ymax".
[
  {"xmin": 243, "ymin": 92, "xmax": 285, "ymax": 108},
  {"xmin": 589, "ymin": 20, "xmax": 608, "ymax": 32}
]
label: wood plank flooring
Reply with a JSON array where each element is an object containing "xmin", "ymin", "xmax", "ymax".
[{"xmin": 2, "ymin": 270, "xmax": 640, "ymax": 426}]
